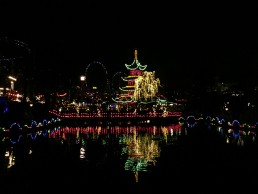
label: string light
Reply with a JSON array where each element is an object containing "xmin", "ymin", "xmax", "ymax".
[
  {"xmin": 10, "ymin": 135, "xmax": 22, "ymax": 144},
  {"xmin": 85, "ymin": 61, "xmax": 110, "ymax": 90},
  {"xmin": 134, "ymin": 71, "xmax": 160, "ymax": 102}
]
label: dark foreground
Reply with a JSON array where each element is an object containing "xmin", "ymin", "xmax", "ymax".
[{"xmin": 1, "ymin": 128, "xmax": 258, "ymax": 194}]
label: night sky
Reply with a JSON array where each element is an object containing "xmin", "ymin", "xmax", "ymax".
[{"xmin": 1, "ymin": 1, "xmax": 258, "ymax": 91}]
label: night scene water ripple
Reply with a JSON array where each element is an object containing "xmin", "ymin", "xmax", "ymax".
[{"xmin": 1, "ymin": 123, "xmax": 258, "ymax": 193}]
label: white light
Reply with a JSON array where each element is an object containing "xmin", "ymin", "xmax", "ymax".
[
  {"xmin": 80, "ymin": 75, "xmax": 86, "ymax": 81},
  {"xmin": 11, "ymin": 81, "xmax": 14, "ymax": 90},
  {"xmin": 8, "ymin": 76, "xmax": 17, "ymax": 81}
]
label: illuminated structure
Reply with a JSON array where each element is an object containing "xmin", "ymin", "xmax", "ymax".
[
  {"xmin": 50, "ymin": 48, "xmax": 183, "ymax": 118},
  {"xmin": 117, "ymin": 49, "xmax": 147, "ymax": 102},
  {"xmin": 0, "ymin": 37, "xmax": 30, "ymax": 100},
  {"xmin": 134, "ymin": 71, "xmax": 160, "ymax": 102}
]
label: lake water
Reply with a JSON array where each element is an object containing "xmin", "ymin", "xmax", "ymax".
[{"xmin": 1, "ymin": 121, "xmax": 258, "ymax": 193}]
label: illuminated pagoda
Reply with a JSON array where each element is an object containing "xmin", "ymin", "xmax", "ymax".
[{"xmin": 115, "ymin": 49, "xmax": 147, "ymax": 102}]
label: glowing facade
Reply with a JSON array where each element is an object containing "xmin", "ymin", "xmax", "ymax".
[{"xmin": 118, "ymin": 49, "xmax": 147, "ymax": 102}]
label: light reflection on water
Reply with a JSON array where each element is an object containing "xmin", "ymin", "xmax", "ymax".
[
  {"xmin": 1, "ymin": 122, "xmax": 257, "ymax": 186},
  {"xmin": 1, "ymin": 124, "xmax": 182, "ymax": 178},
  {"xmin": 54, "ymin": 124, "xmax": 183, "ymax": 183}
]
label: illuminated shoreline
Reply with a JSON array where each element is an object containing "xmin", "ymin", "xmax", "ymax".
[{"xmin": 49, "ymin": 109, "xmax": 182, "ymax": 119}]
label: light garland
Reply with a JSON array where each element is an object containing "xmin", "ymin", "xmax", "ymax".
[
  {"xmin": 85, "ymin": 61, "xmax": 110, "ymax": 90},
  {"xmin": 133, "ymin": 71, "xmax": 160, "ymax": 102},
  {"xmin": 125, "ymin": 49, "xmax": 147, "ymax": 71}
]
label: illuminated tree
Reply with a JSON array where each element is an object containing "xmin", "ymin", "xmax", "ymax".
[{"xmin": 133, "ymin": 71, "xmax": 160, "ymax": 102}]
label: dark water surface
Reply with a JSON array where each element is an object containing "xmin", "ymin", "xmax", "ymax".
[{"xmin": 1, "ymin": 123, "xmax": 258, "ymax": 194}]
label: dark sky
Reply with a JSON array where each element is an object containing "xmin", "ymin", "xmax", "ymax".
[{"xmin": 1, "ymin": 1, "xmax": 258, "ymax": 90}]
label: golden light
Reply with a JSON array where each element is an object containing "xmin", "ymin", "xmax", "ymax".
[{"xmin": 133, "ymin": 71, "xmax": 160, "ymax": 101}]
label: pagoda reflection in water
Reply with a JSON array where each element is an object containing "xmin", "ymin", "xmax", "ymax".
[
  {"xmin": 52, "ymin": 124, "xmax": 183, "ymax": 183},
  {"xmin": 2, "ymin": 123, "xmax": 183, "ymax": 183}
]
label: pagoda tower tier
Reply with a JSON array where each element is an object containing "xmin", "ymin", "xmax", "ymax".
[{"xmin": 115, "ymin": 49, "xmax": 147, "ymax": 102}]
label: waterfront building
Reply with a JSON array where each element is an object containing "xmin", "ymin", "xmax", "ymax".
[{"xmin": 114, "ymin": 49, "xmax": 147, "ymax": 103}]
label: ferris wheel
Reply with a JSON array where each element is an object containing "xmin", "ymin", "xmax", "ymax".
[{"xmin": 84, "ymin": 61, "xmax": 111, "ymax": 93}]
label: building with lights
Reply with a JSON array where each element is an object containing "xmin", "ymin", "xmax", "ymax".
[
  {"xmin": 49, "ymin": 49, "xmax": 183, "ymax": 120},
  {"xmin": 0, "ymin": 37, "xmax": 29, "ymax": 102},
  {"xmin": 114, "ymin": 49, "xmax": 147, "ymax": 103}
]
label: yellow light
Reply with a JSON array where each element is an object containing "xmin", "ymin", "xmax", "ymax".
[{"xmin": 133, "ymin": 71, "xmax": 160, "ymax": 102}]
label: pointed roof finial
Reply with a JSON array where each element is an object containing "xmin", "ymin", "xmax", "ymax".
[
  {"xmin": 125, "ymin": 48, "xmax": 147, "ymax": 70},
  {"xmin": 134, "ymin": 48, "xmax": 138, "ymax": 61}
]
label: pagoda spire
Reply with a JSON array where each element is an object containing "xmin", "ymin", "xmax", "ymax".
[
  {"xmin": 134, "ymin": 48, "xmax": 138, "ymax": 61},
  {"xmin": 125, "ymin": 49, "xmax": 147, "ymax": 70}
]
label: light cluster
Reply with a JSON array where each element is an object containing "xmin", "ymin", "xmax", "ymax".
[{"xmin": 133, "ymin": 71, "xmax": 160, "ymax": 102}]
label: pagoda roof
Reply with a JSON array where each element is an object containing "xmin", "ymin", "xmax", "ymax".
[
  {"xmin": 119, "ymin": 86, "xmax": 135, "ymax": 92},
  {"xmin": 125, "ymin": 49, "xmax": 147, "ymax": 71},
  {"xmin": 121, "ymin": 76, "xmax": 139, "ymax": 81}
]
